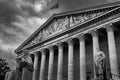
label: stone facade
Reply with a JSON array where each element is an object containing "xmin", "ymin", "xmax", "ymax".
[{"xmin": 14, "ymin": 2, "xmax": 120, "ymax": 80}]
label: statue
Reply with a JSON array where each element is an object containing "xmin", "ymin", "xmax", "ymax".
[
  {"xmin": 94, "ymin": 48, "xmax": 106, "ymax": 80},
  {"xmin": 21, "ymin": 50, "xmax": 34, "ymax": 80}
]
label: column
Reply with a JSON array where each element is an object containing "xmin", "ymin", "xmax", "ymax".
[
  {"xmin": 48, "ymin": 46, "xmax": 54, "ymax": 80},
  {"xmin": 78, "ymin": 34, "xmax": 86, "ymax": 80},
  {"xmin": 57, "ymin": 43, "xmax": 63, "ymax": 80},
  {"xmin": 5, "ymin": 72, "xmax": 10, "ymax": 80},
  {"xmin": 67, "ymin": 39, "xmax": 74, "ymax": 80},
  {"xmin": 32, "ymin": 52, "xmax": 39, "ymax": 80},
  {"xmin": 106, "ymin": 24, "xmax": 119, "ymax": 79},
  {"xmin": 39, "ymin": 49, "xmax": 46, "ymax": 80},
  {"xmin": 7, "ymin": 71, "xmax": 14, "ymax": 80},
  {"xmin": 91, "ymin": 29, "xmax": 100, "ymax": 79}
]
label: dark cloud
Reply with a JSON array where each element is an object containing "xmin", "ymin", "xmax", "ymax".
[
  {"xmin": 0, "ymin": 0, "xmax": 33, "ymax": 45},
  {"xmin": 0, "ymin": 0, "xmax": 25, "ymax": 40},
  {"xmin": 0, "ymin": 0, "xmax": 22, "ymax": 25},
  {"xmin": 21, "ymin": 5, "xmax": 39, "ymax": 17}
]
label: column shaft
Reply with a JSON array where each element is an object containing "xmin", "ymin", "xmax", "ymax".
[
  {"xmin": 91, "ymin": 30, "xmax": 99, "ymax": 58},
  {"xmin": 57, "ymin": 43, "xmax": 63, "ymax": 80},
  {"xmin": 106, "ymin": 25, "xmax": 119, "ymax": 79},
  {"xmin": 7, "ymin": 71, "xmax": 14, "ymax": 80},
  {"xmin": 79, "ymin": 35, "xmax": 86, "ymax": 80},
  {"xmin": 32, "ymin": 52, "xmax": 39, "ymax": 80},
  {"xmin": 68, "ymin": 39, "xmax": 74, "ymax": 80},
  {"xmin": 48, "ymin": 47, "xmax": 54, "ymax": 80},
  {"xmin": 91, "ymin": 30, "xmax": 100, "ymax": 79},
  {"xmin": 39, "ymin": 50, "xmax": 46, "ymax": 80}
]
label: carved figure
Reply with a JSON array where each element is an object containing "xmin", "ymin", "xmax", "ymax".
[
  {"xmin": 21, "ymin": 50, "xmax": 33, "ymax": 80},
  {"xmin": 94, "ymin": 49, "xmax": 106, "ymax": 80}
]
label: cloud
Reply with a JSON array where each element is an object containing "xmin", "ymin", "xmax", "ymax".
[
  {"xmin": 12, "ymin": 16, "xmax": 46, "ymax": 36},
  {"xmin": 107, "ymin": 0, "xmax": 120, "ymax": 3}
]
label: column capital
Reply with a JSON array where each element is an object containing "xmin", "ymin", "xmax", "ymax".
[
  {"xmin": 57, "ymin": 42, "xmax": 63, "ymax": 47},
  {"xmin": 105, "ymin": 24, "xmax": 114, "ymax": 32},
  {"xmin": 40, "ymin": 49, "xmax": 46, "ymax": 55},
  {"xmin": 48, "ymin": 46, "xmax": 54, "ymax": 51},
  {"xmin": 76, "ymin": 34, "xmax": 85, "ymax": 41},
  {"xmin": 66, "ymin": 38, "xmax": 74, "ymax": 45},
  {"xmin": 90, "ymin": 29, "xmax": 98, "ymax": 37},
  {"xmin": 34, "ymin": 51, "xmax": 39, "ymax": 57}
]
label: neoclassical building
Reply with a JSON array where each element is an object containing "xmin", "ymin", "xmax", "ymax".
[{"xmin": 15, "ymin": 1, "xmax": 120, "ymax": 80}]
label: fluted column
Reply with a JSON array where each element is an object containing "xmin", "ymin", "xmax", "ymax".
[
  {"xmin": 91, "ymin": 29, "xmax": 100, "ymax": 79},
  {"xmin": 106, "ymin": 24, "xmax": 119, "ymax": 79},
  {"xmin": 5, "ymin": 72, "xmax": 10, "ymax": 80},
  {"xmin": 48, "ymin": 46, "xmax": 54, "ymax": 80},
  {"xmin": 77, "ymin": 34, "xmax": 86, "ymax": 80},
  {"xmin": 7, "ymin": 71, "xmax": 14, "ymax": 80},
  {"xmin": 39, "ymin": 49, "xmax": 46, "ymax": 80},
  {"xmin": 32, "ymin": 52, "xmax": 39, "ymax": 80},
  {"xmin": 57, "ymin": 43, "xmax": 63, "ymax": 80},
  {"xmin": 67, "ymin": 39, "xmax": 74, "ymax": 80}
]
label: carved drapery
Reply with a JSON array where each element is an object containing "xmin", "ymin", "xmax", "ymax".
[{"xmin": 43, "ymin": 22, "xmax": 54, "ymax": 38}]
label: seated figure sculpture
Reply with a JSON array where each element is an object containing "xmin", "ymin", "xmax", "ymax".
[{"xmin": 21, "ymin": 50, "xmax": 34, "ymax": 80}]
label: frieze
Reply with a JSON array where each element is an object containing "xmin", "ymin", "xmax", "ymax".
[{"xmin": 23, "ymin": 10, "xmax": 109, "ymax": 49}]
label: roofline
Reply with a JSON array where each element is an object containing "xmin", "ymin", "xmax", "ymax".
[{"xmin": 14, "ymin": 1, "xmax": 120, "ymax": 53}]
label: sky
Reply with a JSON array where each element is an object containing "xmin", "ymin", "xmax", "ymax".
[{"xmin": 0, "ymin": 0, "xmax": 119, "ymax": 69}]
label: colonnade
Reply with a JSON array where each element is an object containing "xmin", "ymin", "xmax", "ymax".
[{"xmin": 32, "ymin": 23, "xmax": 119, "ymax": 80}]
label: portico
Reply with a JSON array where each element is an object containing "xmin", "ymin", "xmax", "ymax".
[{"xmin": 15, "ymin": 2, "xmax": 120, "ymax": 80}]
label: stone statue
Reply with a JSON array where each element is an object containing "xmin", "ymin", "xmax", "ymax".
[
  {"xmin": 21, "ymin": 50, "xmax": 33, "ymax": 80},
  {"xmin": 94, "ymin": 49, "xmax": 106, "ymax": 80}
]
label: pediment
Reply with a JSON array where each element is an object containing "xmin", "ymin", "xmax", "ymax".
[{"xmin": 15, "ymin": 2, "xmax": 120, "ymax": 53}]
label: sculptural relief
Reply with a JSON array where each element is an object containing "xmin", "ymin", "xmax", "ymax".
[
  {"xmin": 54, "ymin": 20, "xmax": 59, "ymax": 31},
  {"xmin": 42, "ymin": 22, "xmax": 55, "ymax": 39},
  {"xmin": 59, "ymin": 16, "xmax": 69, "ymax": 29},
  {"xmin": 48, "ymin": 23, "xmax": 54, "ymax": 35},
  {"xmin": 69, "ymin": 11, "xmax": 107, "ymax": 27},
  {"xmin": 23, "ymin": 11, "xmax": 108, "ymax": 49},
  {"xmin": 57, "ymin": 18, "xmax": 64, "ymax": 30},
  {"xmin": 42, "ymin": 17, "xmax": 69, "ymax": 38}
]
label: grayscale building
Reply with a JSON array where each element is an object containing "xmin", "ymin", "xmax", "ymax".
[{"xmin": 15, "ymin": 2, "xmax": 120, "ymax": 80}]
